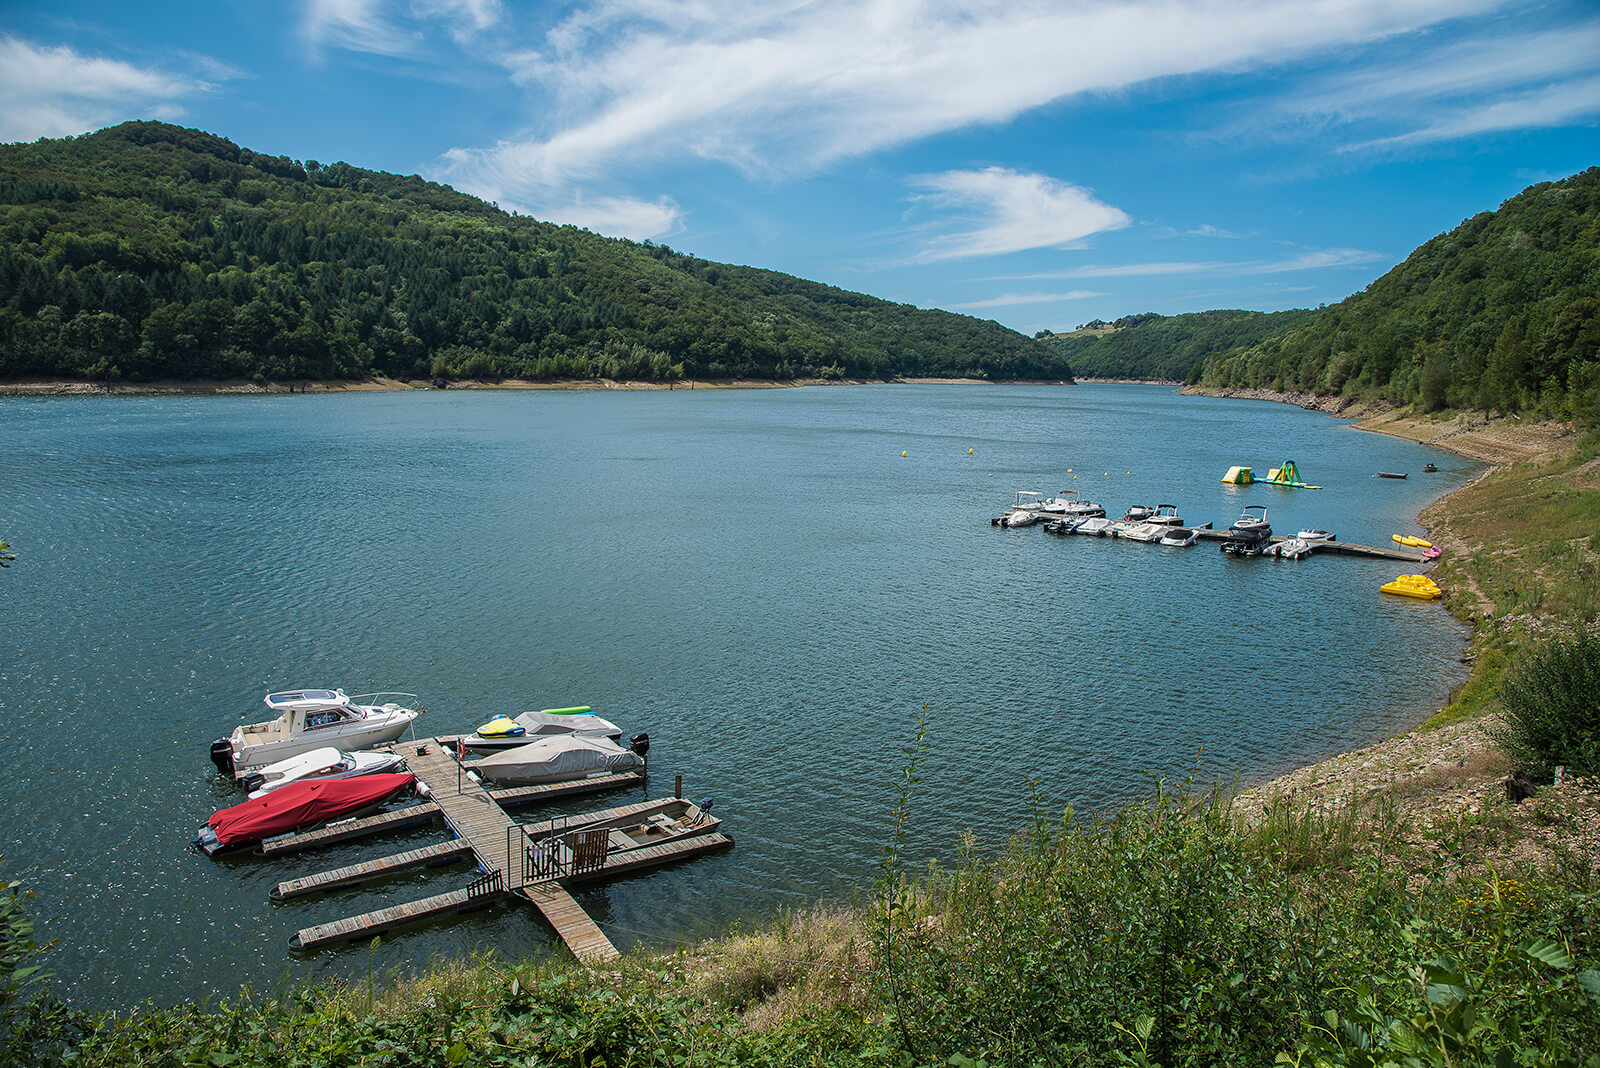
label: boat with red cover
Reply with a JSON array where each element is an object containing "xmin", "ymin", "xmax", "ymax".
[{"xmin": 194, "ymin": 773, "xmax": 415, "ymax": 856}]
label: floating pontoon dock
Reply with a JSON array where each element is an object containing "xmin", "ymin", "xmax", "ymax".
[
  {"xmin": 1191, "ymin": 529, "xmax": 1426, "ymax": 562},
  {"xmin": 260, "ymin": 741, "xmax": 730, "ymax": 962}
]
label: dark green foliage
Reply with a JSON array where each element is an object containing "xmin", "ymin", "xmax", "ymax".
[
  {"xmin": 1494, "ymin": 630, "xmax": 1600, "ymax": 777},
  {"xmin": 1039, "ymin": 309, "xmax": 1317, "ymax": 382},
  {"xmin": 0, "ymin": 122, "xmax": 1066, "ymax": 385},
  {"xmin": 1197, "ymin": 168, "xmax": 1600, "ymax": 423},
  {"xmin": 0, "ymin": 861, "xmax": 47, "ymax": 1017}
]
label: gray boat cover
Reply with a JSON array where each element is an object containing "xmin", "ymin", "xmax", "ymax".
[
  {"xmin": 514, "ymin": 709, "xmax": 622, "ymax": 739},
  {"xmin": 472, "ymin": 734, "xmax": 643, "ymax": 784}
]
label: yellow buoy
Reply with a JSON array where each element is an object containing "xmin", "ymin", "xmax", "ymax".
[
  {"xmin": 968, "ymin": 448, "xmax": 973, "ymax": 454},
  {"xmin": 901, "ymin": 450, "xmax": 907, "ymax": 457}
]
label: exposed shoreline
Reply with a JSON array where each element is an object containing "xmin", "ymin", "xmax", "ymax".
[{"xmin": 0, "ymin": 374, "xmax": 1034, "ymax": 396}]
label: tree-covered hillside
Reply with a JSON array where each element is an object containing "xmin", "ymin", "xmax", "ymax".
[
  {"xmin": 0, "ymin": 122, "xmax": 1066, "ymax": 384},
  {"xmin": 1038, "ymin": 308, "xmax": 1318, "ymax": 382},
  {"xmin": 1197, "ymin": 167, "xmax": 1600, "ymax": 423}
]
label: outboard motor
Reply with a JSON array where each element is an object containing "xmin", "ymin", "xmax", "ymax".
[
  {"xmin": 628, "ymin": 732, "xmax": 650, "ymax": 758},
  {"xmin": 239, "ymin": 772, "xmax": 266, "ymax": 794},
  {"xmin": 693, "ymin": 797, "xmax": 714, "ymax": 826},
  {"xmin": 209, "ymin": 738, "xmax": 235, "ymax": 777}
]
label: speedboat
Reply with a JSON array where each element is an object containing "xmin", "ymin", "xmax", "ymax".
[
  {"xmin": 1297, "ymin": 529, "xmax": 1334, "ymax": 546},
  {"xmin": 1159, "ymin": 527, "xmax": 1199, "ymax": 547},
  {"xmin": 194, "ymin": 773, "xmax": 415, "ymax": 855},
  {"xmin": 1072, "ymin": 517, "xmax": 1117, "ymax": 536},
  {"xmin": 1270, "ymin": 537, "xmax": 1313, "ymax": 560},
  {"xmin": 1148, "ymin": 504, "xmax": 1183, "ymax": 527},
  {"xmin": 991, "ymin": 490, "xmax": 1047, "ymax": 526},
  {"xmin": 240, "ymin": 746, "xmax": 407, "ymax": 798},
  {"xmin": 1037, "ymin": 490, "xmax": 1106, "ymax": 518},
  {"xmin": 459, "ymin": 707, "xmax": 625, "ymax": 753},
  {"xmin": 469, "ymin": 733, "xmax": 648, "ymax": 785},
  {"xmin": 209, "ymin": 689, "xmax": 422, "ymax": 778},
  {"xmin": 1122, "ymin": 504, "xmax": 1155, "ymax": 522},
  {"xmin": 1117, "ymin": 522, "xmax": 1168, "ymax": 543},
  {"xmin": 1219, "ymin": 505, "xmax": 1271, "ymax": 555}
]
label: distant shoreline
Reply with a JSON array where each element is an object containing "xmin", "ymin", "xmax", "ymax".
[{"xmin": 0, "ymin": 374, "xmax": 1052, "ymax": 396}]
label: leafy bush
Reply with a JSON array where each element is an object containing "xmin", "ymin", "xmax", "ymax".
[{"xmin": 1494, "ymin": 630, "xmax": 1600, "ymax": 777}]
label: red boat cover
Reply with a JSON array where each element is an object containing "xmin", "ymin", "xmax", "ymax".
[{"xmin": 206, "ymin": 773, "xmax": 414, "ymax": 847}]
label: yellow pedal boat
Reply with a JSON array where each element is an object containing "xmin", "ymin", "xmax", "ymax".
[
  {"xmin": 1381, "ymin": 574, "xmax": 1441, "ymax": 599},
  {"xmin": 1392, "ymin": 534, "xmax": 1433, "ymax": 548}
]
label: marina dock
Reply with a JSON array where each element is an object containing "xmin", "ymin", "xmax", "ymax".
[
  {"xmin": 1190, "ymin": 529, "xmax": 1425, "ymax": 562},
  {"xmin": 275, "ymin": 740, "xmax": 730, "ymax": 962}
]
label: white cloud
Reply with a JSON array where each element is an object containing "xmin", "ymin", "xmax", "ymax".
[
  {"xmin": 304, "ymin": 0, "xmax": 418, "ymax": 56},
  {"xmin": 948, "ymin": 290, "xmax": 1103, "ymax": 310},
  {"xmin": 0, "ymin": 37, "xmax": 214, "ymax": 143},
  {"xmin": 1242, "ymin": 18, "xmax": 1600, "ymax": 148},
  {"xmin": 1007, "ymin": 247, "xmax": 1384, "ymax": 279},
  {"xmin": 439, "ymin": 0, "xmax": 1499, "ymax": 199},
  {"xmin": 908, "ymin": 168, "xmax": 1130, "ymax": 261},
  {"xmin": 509, "ymin": 191, "xmax": 685, "ymax": 240}
]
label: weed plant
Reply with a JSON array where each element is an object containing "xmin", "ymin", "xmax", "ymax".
[{"xmin": 1494, "ymin": 630, "xmax": 1600, "ymax": 778}]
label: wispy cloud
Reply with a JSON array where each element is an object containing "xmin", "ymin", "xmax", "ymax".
[
  {"xmin": 948, "ymin": 290, "xmax": 1103, "ymax": 310},
  {"xmin": 1243, "ymin": 17, "xmax": 1600, "ymax": 150},
  {"xmin": 303, "ymin": 0, "xmax": 503, "ymax": 56},
  {"xmin": 531, "ymin": 192, "xmax": 685, "ymax": 240},
  {"xmin": 1005, "ymin": 247, "xmax": 1384, "ymax": 280},
  {"xmin": 0, "ymin": 36, "xmax": 216, "ymax": 143},
  {"xmin": 439, "ymin": 0, "xmax": 1500, "ymax": 198},
  {"xmin": 908, "ymin": 168, "xmax": 1130, "ymax": 262}
]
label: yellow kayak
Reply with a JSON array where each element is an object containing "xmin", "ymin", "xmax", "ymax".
[
  {"xmin": 1392, "ymin": 534, "xmax": 1433, "ymax": 548},
  {"xmin": 1381, "ymin": 574, "xmax": 1441, "ymax": 599},
  {"xmin": 475, "ymin": 715, "xmax": 526, "ymax": 737}
]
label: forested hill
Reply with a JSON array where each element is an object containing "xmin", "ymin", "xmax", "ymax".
[
  {"xmin": 0, "ymin": 122, "xmax": 1066, "ymax": 384},
  {"xmin": 1037, "ymin": 309, "xmax": 1318, "ymax": 382},
  {"xmin": 1197, "ymin": 167, "xmax": 1600, "ymax": 422}
]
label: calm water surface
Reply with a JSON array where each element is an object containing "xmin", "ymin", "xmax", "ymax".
[{"xmin": 0, "ymin": 384, "xmax": 1478, "ymax": 1007}]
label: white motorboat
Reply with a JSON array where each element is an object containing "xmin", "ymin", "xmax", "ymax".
[
  {"xmin": 469, "ymin": 733, "xmax": 647, "ymax": 785},
  {"xmin": 1271, "ymin": 537, "xmax": 1313, "ymax": 560},
  {"xmin": 1230, "ymin": 504, "xmax": 1270, "ymax": 537},
  {"xmin": 993, "ymin": 490, "xmax": 1047, "ymax": 527},
  {"xmin": 1148, "ymin": 504, "xmax": 1184, "ymax": 526},
  {"xmin": 1117, "ymin": 521, "xmax": 1168, "ymax": 543},
  {"xmin": 1159, "ymin": 527, "xmax": 1199, "ymax": 547},
  {"xmin": 240, "ymin": 746, "xmax": 407, "ymax": 798},
  {"xmin": 460, "ymin": 707, "xmax": 625, "ymax": 752},
  {"xmin": 1037, "ymin": 490, "xmax": 1106, "ymax": 518},
  {"xmin": 209, "ymin": 689, "xmax": 422, "ymax": 778},
  {"xmin": 1072, "ymin": 516, "xmax": 1117, "ymax": 536},
  {"xmin": 1297, "ymin": 528, "xmax": 1334, "ymax": 546}
]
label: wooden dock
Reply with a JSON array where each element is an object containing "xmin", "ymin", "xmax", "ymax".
[
  {"xmin": 281, "ymin": 741, "xmax": 729, "ymax": 963},
  {"xmin": 1192, "ymin": 529, "xmax": 1424, "ymax": 562}
]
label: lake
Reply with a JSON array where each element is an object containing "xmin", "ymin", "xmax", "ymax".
[{"xmin": 0, "ymin": 383, "xmax": 1477, "ymax": 1008}]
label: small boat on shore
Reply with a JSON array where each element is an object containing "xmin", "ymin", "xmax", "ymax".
[
  {"xmin": 240, "ymin": 746, "xmax": 407, "ymax": 798},
  {"xmin": 210, "ymin": 689, "xmax": 422, "ymax": 778},
  {"xmin": 1392, "ymin": 534, "xmax": 1433, "ymax": 548},
  {"xmin": 195, "ymin": 773, "xmax": 416, "ymax": 855}
]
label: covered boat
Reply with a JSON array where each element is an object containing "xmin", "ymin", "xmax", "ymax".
[
  {"xmin": 209, "ymin": 689, "xmax": 422, "ymax": 778},
  {"xmin": 470, "ymin": 734, "xmax": 646, "ymax": 785},
  {"xmin": 194, "ymin": 773, "xmax": 415, "ymax": 855},
  {"xmin": 461, "ymin": 707, "xmax": 625, "ymax": 752},
  {"xmin": 1159, "ymin": 527, "xmax": 1199, "ymax": 547},
  {"xmin": 240, "ymin": 746, "xmax": 406, "ymax": 798}
]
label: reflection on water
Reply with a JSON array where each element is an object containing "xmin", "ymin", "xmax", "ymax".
[{"xmin": 0, "ymin": 383, "xmax": 1475, "ymax": 1006}]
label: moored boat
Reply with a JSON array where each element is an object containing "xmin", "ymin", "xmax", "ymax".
[
  {"xmin": 194, "ymin": 773, "xmax": 416, "ymax": 855},
  {"xmin": 1117, "ymin": 521, "xmax": 1168, "ymax": 543},
  {"xmin": 1297, "ymin": 528, "xmax": 1334, "ymax": 546},
  {"xmin": 460, "ymin": 707, "xmax": 625, "ymax": 752},
  {"xmin": 1036, "ymin": 490, "xmax": 1106, "ymax": 518},
  {"xmin": 240, "ymin": 746, "xmax": 407, "ymax": 798},
  {"xmin": 1381, "ymin": 574, "xmax": 1441, "ymax": 599},
  {"xmin": 210, "ymin": 690, "xmax": 422, "ymax": 778},
  {"xmin": 1148, "ymin": 504, "xmax": 1183, "ymax": 526},
  {"xmin": 1392, "ymin": 534, "xmax": 1434, "ymax": 548},
  {"xmin": 523, "ymin": 797, "xmax": 721, "ymax": 878},
  {"xmin": 1220, "ymin": 505, "xmax": 1271, "ymax": 555},
  {"xmin": 1072, "ymin": 517, "xmax": 1117, "ymax": 536},
  {"xmin": 469, "ymin": 733, "xmax": 649, "ymax": 785},
  {"xmin": 1159, "ymin": 527, "xmax": 1199, "ymax": 547},
  {"xmin": 1122, "ymin": 504, "xmax": 1155, "ymax": 522}
]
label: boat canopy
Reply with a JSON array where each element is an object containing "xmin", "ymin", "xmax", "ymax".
[
  {"xmin": 472, "ymin": 734, "xmax": 643, "ymax": 784},
  {"xmin": 204, "ymin": 773, "xmax": 414, "ymax": 848}
]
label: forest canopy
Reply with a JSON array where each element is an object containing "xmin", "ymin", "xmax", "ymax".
[{"xmin": 0, "ymin": 122, "xmax": 1068, "ymax": 385}]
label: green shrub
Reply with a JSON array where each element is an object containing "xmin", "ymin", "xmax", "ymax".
[{"xmin": 1493, "ymin": 630, "xmax": 1600, "ymax": 777}]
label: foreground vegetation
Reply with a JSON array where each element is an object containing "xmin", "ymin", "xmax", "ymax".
[{"xmin": 0, "ymin": 122, "xmax": 1063, "ymax": 385}]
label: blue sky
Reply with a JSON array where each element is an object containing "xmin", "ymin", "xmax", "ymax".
[{"xmin": 2, "ymin": 0, "xmax": 1597, "ymax": 335}]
